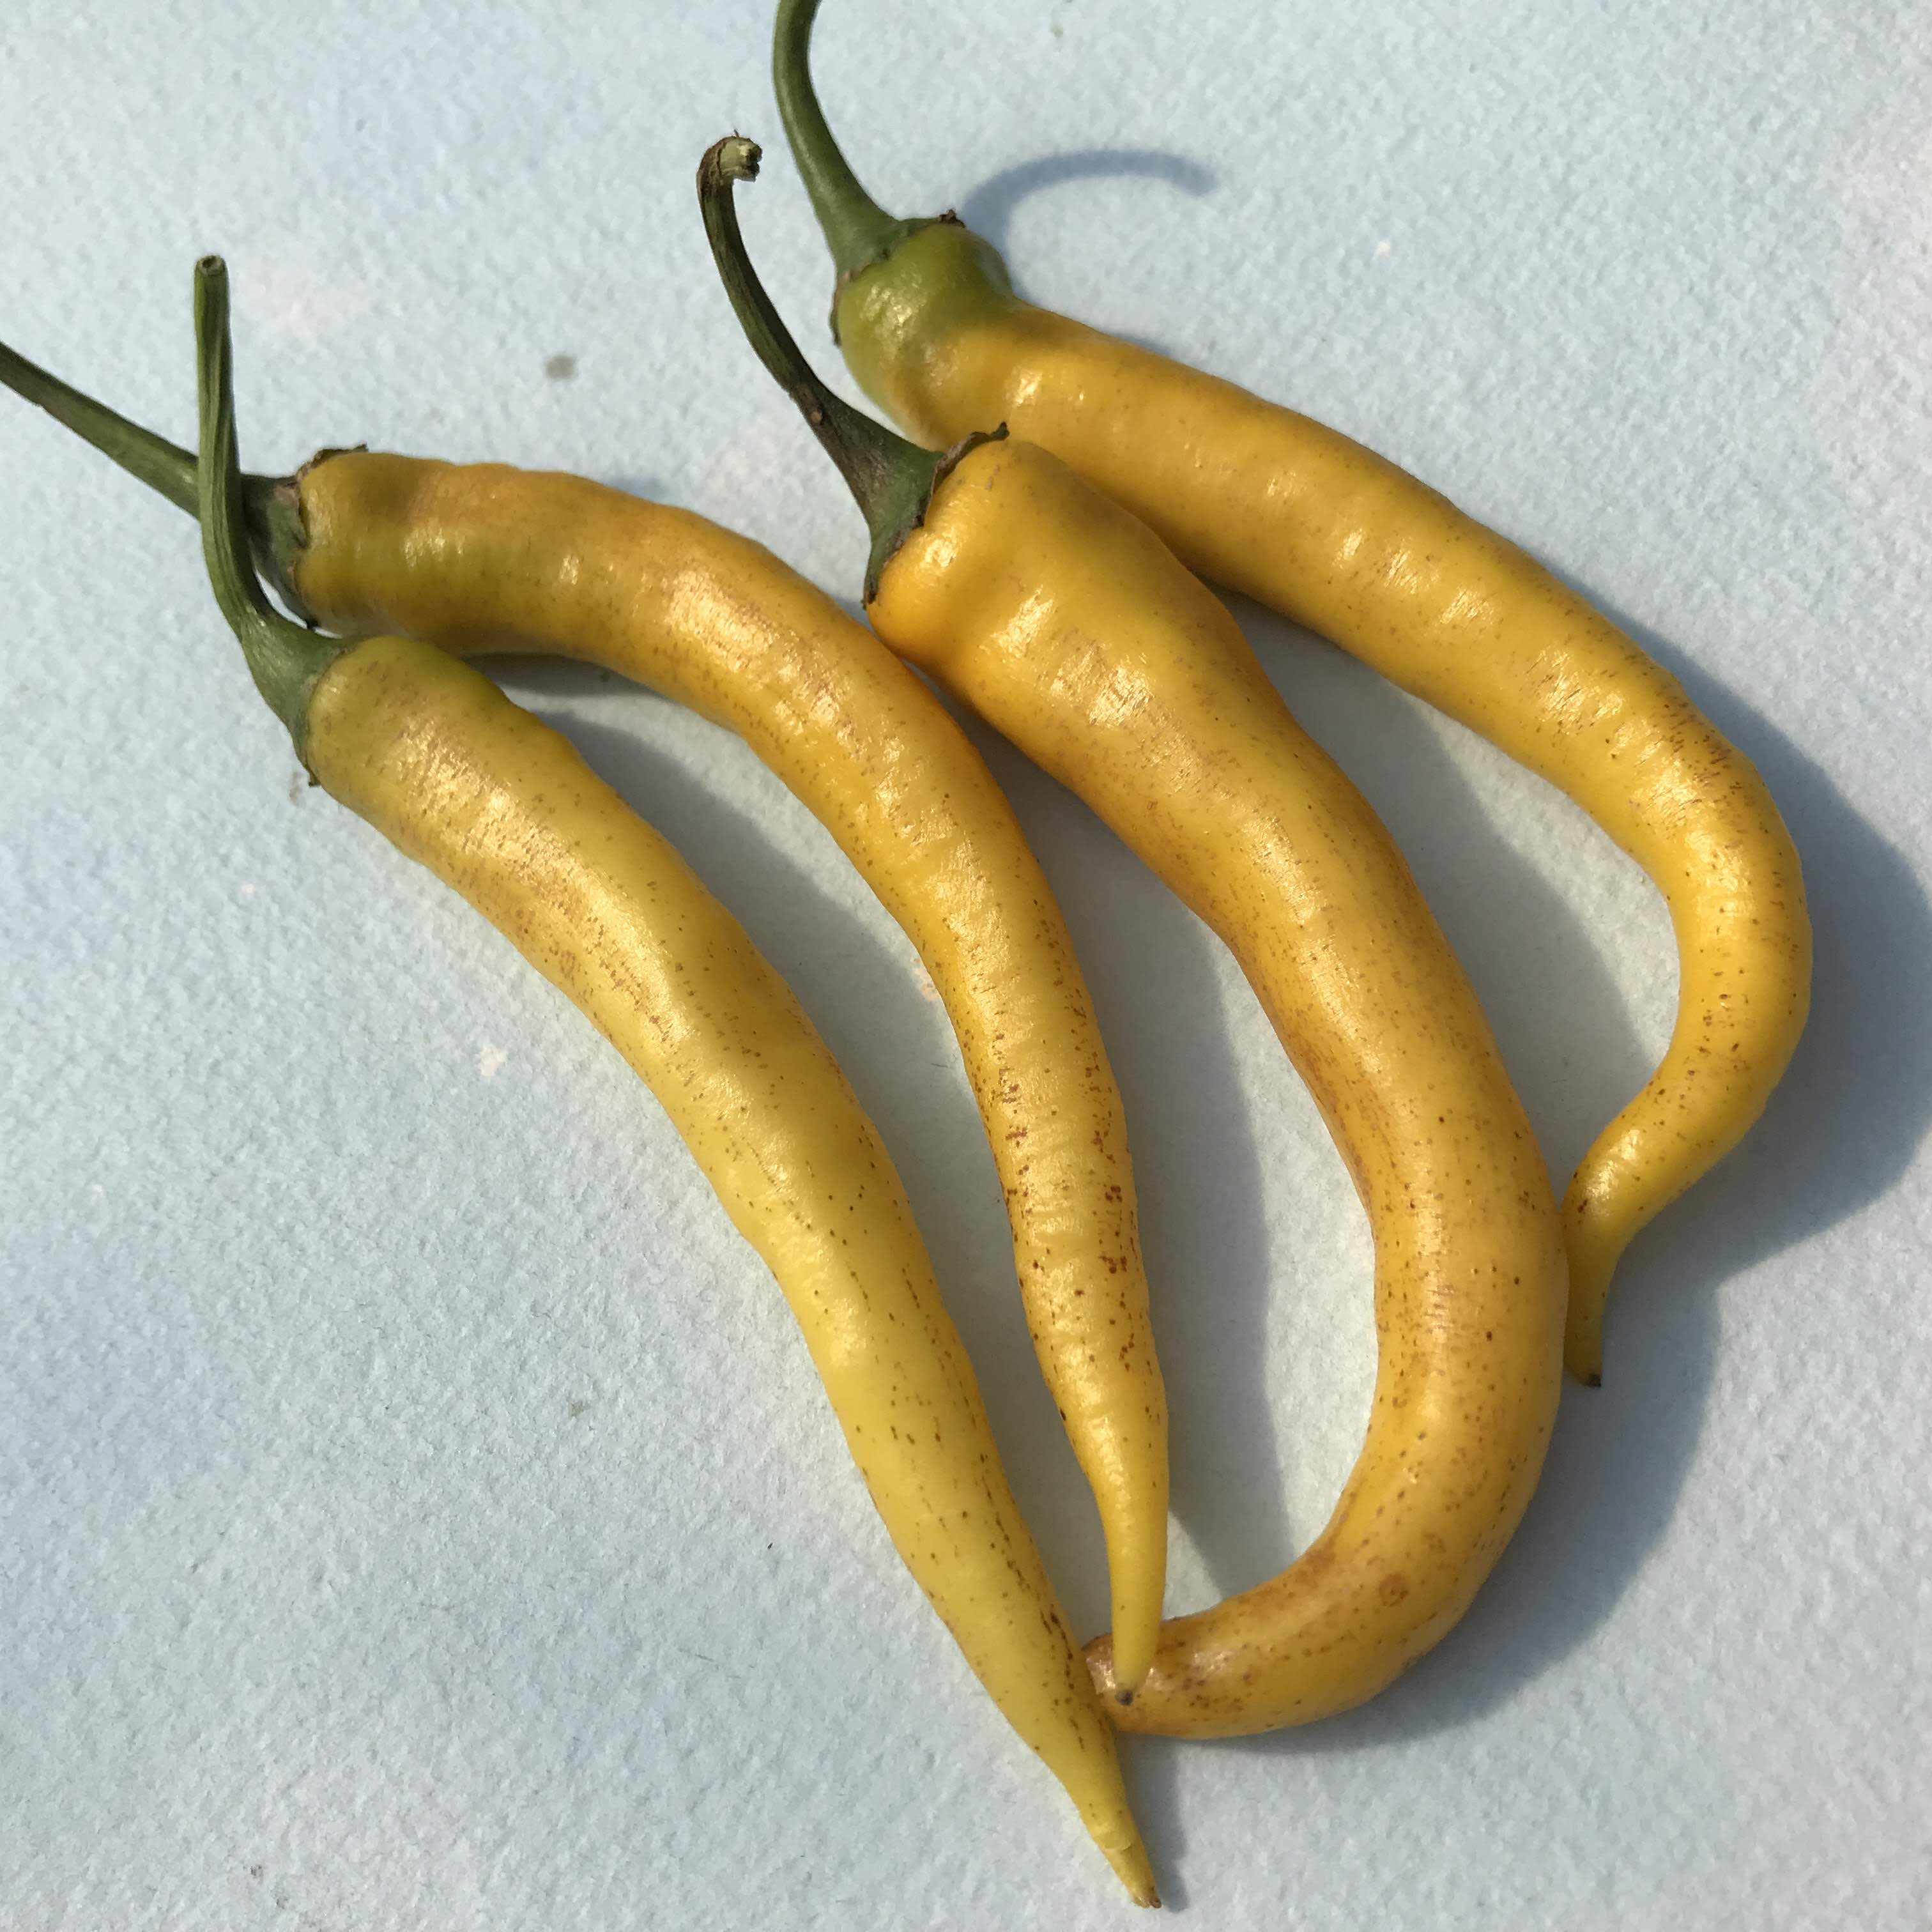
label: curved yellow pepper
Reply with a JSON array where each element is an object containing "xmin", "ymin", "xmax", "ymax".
[
  {"xmin": 0, "ymin": 355, "xmax": 1171, "ymax": 1696},
  {"xmin": 183, "ymin": 257, "xmax": 1158, "ymax": 1903},
  {"xmin": 294, "ymin": 456, "xmax": 1172, "ymax": 1690},
  {"xmin": 702, "ymin": 137, "xmax": 1568, "ymax": 1740},
  {"xmin": 774, "ymin": 0, "xmax": 1813, "ymax": 1383}
]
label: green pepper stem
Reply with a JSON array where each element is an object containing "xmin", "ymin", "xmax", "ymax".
[
  {"xmin": 772, "ymin": 0, "xmax": 926, "ymax": 283},
  {"xmin": 1, "ymin": 328, "xmax": 312, "ymax": 618},
  {"xmin": 697, "ymin": 134, "xmax": 944, "ymax": 602},
  {"xmin": 193, "ymin": 257, "xmax": 343, "ymax": 751},
  {"xmin": 0, "ymin": 338, "xmax": 198, "ymax": 514}
]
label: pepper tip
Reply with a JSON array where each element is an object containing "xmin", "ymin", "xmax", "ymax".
[{"xmin": 1101, "ymin": 1841, "xmax": 1161, "ymax": 1909}]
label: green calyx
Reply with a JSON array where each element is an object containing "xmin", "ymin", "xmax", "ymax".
[
  {"xmin": 0, "ymin": 332, "xmax": 315, "ymax": 622},
  {"xmin": 696, "ymin": 134, "xmax": 1002, "ymax": 604},
  {"xmin": 772, "ymin": 0, "xmax": 1019, "ymax": 354},
  {"xmin": 192, "ymin": 257, "xmax": 346, "ymax": 752},
  {"xmin": 772, "ymin": 0, "xmax": 943, "ymax": 296}
]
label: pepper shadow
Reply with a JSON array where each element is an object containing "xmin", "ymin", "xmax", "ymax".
[
  {"xmin": 480, "ymin": 655, "xmax": 1146, "ymax": 1630},
  {"xmin": 956, "ymin": 150, "xmax": 1217, "ymax": 250},
  {"xmin": 1127, "ymin": 587, "xmax": 1929, "ymax": 1804},
  {"xmin": 955, "ymin": 150, "xmax": 1216, "ymax": 356}
]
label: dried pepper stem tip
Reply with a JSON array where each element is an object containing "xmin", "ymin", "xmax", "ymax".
[
  {"xmin": 695, "ymin": 132, "xmax": 999, "ymax": 604},
  {"xmin": 191, "ymin": 255, "xmax": 342, "ymax": 751}
]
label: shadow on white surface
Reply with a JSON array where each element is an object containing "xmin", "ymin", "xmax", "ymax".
[
  {"xmin": 955, "ymin": 149, "xmax": 1218, "ymax": 360},
  {"xmin": 955, "ymin": 149, "xmax": 1217, "ymax": 251}
]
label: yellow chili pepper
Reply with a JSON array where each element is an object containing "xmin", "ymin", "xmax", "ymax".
[
  {"xmin": 701, "ymin": 136, "xmax": 1568, "ymax": 1740},
  {"xmin": 174, "ymin": 256, "xmax": 1156, "ymax": 1903},
  {"xmin": 772, "ymin": 0, "xmax": 1813, "ymax": 1383},
  {"xmin": 0, "ymin": 339, "xmax": 1174, "ymax": 1696}
]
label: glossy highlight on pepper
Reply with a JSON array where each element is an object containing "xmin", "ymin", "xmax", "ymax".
[
  {"xmin": 169, "ymin": 254, "xmax": 1158, "ymax": 1904},
  {"xmin": 699, "ymin": 134, "xmax": 1568, "ymax": 1738},
  {"xmin": 772, "ymin": 0, "xmax": 1813, "ymax": 1383}
]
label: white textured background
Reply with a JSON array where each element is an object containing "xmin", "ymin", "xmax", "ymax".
[{"xmin": 3, "ymin": 3, "xmax": 1928, "ymax": 1927}]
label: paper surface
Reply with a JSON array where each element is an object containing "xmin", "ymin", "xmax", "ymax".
[{"xmin": 3, "ymin": 2, "xmax": 1928, "ymax": 1926}]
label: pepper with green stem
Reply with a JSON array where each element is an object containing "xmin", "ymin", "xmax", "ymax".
[
  {"xmin": 174, "ymin": 253, "xmax": 1160, "ymax": 1902},
  {"xmin": 4, "ymin": 273, "xmax": 1177, "ymax": 1708},
  {"xmin": 699, "ymin": 134, "xmax": 1567, "ymax": 1740},
  {"xmin": 770, "ymin": 0, "xmax": 1811, "ymax": 1383}
]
